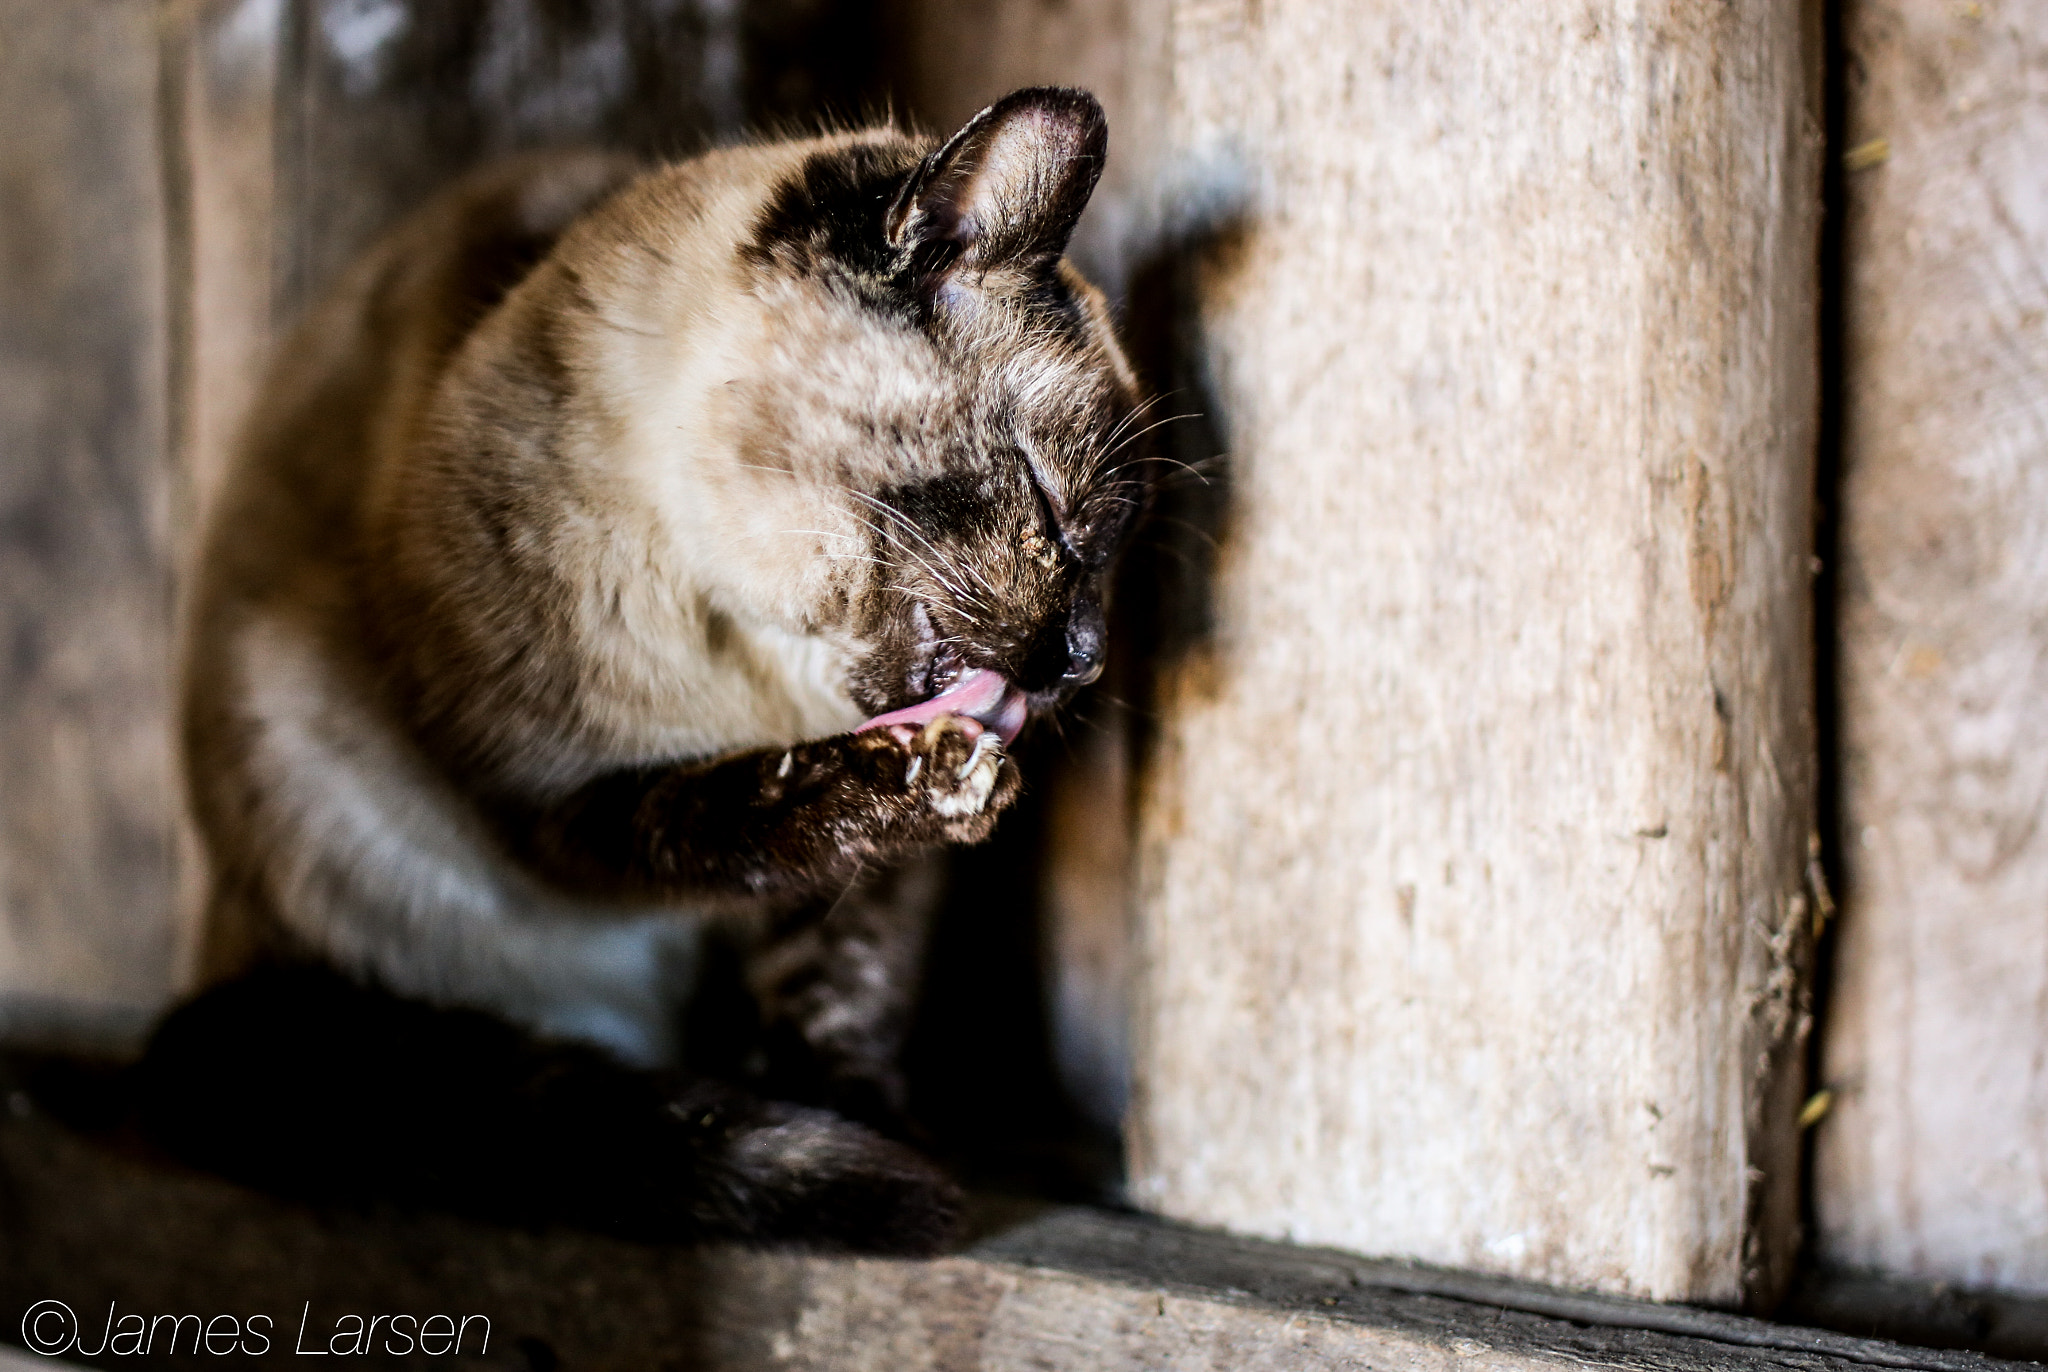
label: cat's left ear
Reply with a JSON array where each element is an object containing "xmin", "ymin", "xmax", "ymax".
[{"xmin": 887, "ymin": 87, "xmax": 1108, "ymax": 276}]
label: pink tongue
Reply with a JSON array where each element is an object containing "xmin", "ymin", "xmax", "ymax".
[{"xmin": 857, "ymin": 668, "xmax": 1029, "ymax": 744}]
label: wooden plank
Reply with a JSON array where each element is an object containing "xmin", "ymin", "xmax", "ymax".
[
  {"xmin": 0, "ymin": 0, "xmax": 182, "ymax": 1047},
  {"xmin": 1783, "ymin": 1271, "xmax": 2048, "ymax": 1363},
  {"xmin": 1818, "ymin": 0, "xmax": 2048, "ymax": 1298},
  {"xmin": 172, "ymin": 0, "xmax": 283, "ymax": 522},
  {"xmin": 1121, "ymin": 1, "xmax": 1825, "ymax": 1306},
  {"xmin": 890, "ymin": 1, "xmax": 1830, "ymax": 1303},
  {"xmin": 0, "ymin": 1100, "xmax": 2024, "ymax": 1371}
]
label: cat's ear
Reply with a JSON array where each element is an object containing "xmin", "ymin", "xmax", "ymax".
[{"xmin": 886, "ymin": 87, "xmax": 1107, "ymax": 276}]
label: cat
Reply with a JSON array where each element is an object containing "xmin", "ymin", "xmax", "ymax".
[{"xmin": 134, "ymin": 87, "xmax": 1146, "ymax": 1253}]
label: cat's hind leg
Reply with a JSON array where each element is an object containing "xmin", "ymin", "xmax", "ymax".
[{"xmin": 725, "ymin": 855, "xmax": 945, "ymax": 1134}]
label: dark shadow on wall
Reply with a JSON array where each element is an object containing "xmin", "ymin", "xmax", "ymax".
[
  {"xmin": 1792, "ymin": 0, "xmax": 1851, "ymax": 1290},
  {"xmin": 901, "ymin": 224, "xmax": 1239, "ymax": 1206},
  {"xmin": 1112, "ymin": 227, "xmax": 1241, "ymax": 741}
]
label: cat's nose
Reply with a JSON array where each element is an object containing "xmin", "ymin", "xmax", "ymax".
[
  {"xmin": 1017, "ymin": 598, "xmax": 1105, "ymax": 693},
  {"xmin": 1016, "ymin": 600, "xmax": 1104, "ymax": 692},
  {"xmin": 1062, "ymin": 600, "xmax": 1105, "ymax": 687}
]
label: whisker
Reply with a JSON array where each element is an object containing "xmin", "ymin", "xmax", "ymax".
[
  {"xmin": 869, "ymin": 532, "xmax": 992, "ymax": 621},
  {"xmin": 1100, "ymin": 411, "xmax": 1203, "ymax": 467},
  {"xmin": 1097, "ymin": 392, "xmax": 1172, "ymax": 452},
  {"xmin": 859, "ymin": 513, "xmax": 982, "ymax": 602},
  {"xmin": 851, "ymin": 494, "xmax": 1000, "ymax": 614}
]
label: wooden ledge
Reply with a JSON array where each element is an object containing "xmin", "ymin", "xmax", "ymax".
[{"xmin": 0, "ymin": 1102, "xmax": 2027, "ymax": 1371}]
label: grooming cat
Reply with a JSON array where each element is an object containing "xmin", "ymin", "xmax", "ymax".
[{"xmin": 137, "ymin": 88, "xmax": 1144, "ymax": 1252}]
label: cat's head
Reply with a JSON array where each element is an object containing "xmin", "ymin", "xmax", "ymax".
[{"xmin": 699, "ymin": 89, "xmax": 1148, "ymax": 742}]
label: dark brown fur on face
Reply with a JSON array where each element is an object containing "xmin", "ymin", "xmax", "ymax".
[{"xmin": 145, "ymin": 89, "xmax": 1145, "ymax": 1251}]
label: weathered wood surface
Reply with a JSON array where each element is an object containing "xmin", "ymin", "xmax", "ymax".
[
  {"xmin": 0, "ymin": 1102, "xmax": 2025, "ymax": 1372},
  {"xmin": 0, "ymin": 0, "xmax": 184, "ymax": 1049},
  {"xmin": 1781, "ymin": 1272, "xmax": 2048, "ymax": 1365},
  {"xmin": 1114, "ymin": 1, "xmax": 1823, "ymax": 1306},
  {"xmin": 891, "ymin": 0, "xmax": 1830, "ymax": 1305},
  {"xmin": 0, "ymin": 1346, "xmax": 75, "ymax": 1372},
  {"xmin": 169, "ymin": 0, "xmax": 283, "ymax": 522},
  {"xmin": 1818, "ymin": 0, "xmax": 2048, "ymax": 1298}
]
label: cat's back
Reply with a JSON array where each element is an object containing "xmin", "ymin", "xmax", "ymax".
[
  {"xmin": 199, "ymin": 150, "xmax": 642, "ymax": 610},
  {"xmin": 181, "ymin": 151, "xmax": 645, "ymax": 980}
]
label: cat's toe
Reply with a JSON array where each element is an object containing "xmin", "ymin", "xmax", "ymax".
[{"xmin": 911, "ymin": 714, "xmax": 1012, "ymax": 823}]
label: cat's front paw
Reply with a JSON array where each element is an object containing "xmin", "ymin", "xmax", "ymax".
[
  {"xmin": 839, "ymin": 720, "xmax": 1024, "ymax": 847},
  {"xmin": 850, "ymin": 714, "xmax": 1021, "ymax": 841}
]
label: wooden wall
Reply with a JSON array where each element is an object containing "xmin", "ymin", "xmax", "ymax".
[
  {"xmin": 8, "ymin": 0, "xmax": 2048, "ymax": 1319},
  {"xmin": 1819, "ymin": 0, "xmax": 2048, "ymax": 1299},
  {"xmin": 0, "ymin": 0, "xmax": 183, "ymax": 1050}
]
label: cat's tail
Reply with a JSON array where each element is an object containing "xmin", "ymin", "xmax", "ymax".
[{"xmin": 132, "ymin": 964, "xmax": 962, "ymax": 1254}]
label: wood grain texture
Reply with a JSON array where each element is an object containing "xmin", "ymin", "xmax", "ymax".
[
  {"xmin": 1818, "ymin": 0, "xmax": 2048, "ymax": 1298},
  {"xmin": 173, "ymin": 0, "xmax": 283, "ymax": 521},
  {"xmin": 0, "ymin": 1102, "xmax": 2021, "ymax": 1372},
  {"xmin": 889, "ymin": 0, "xmax": 1829, "ymax": 1302},
  {"xmin": 0, "ymin": 0, "xmax": 183, "ymax": 1045},
  {"xmin": 1124, "ymin": 1, "xmax": 1824, "ymax": 1305}
]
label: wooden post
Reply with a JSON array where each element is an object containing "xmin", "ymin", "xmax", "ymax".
[
  {"xmin": 893, "ymin": 0, "xmax": 1826, "ymax": 1306},
  {"xmin": 0, "ymin": 0, "xmax": 183, "ymax": 1049},
  {"xmin": 1123, "ymin": 2, "xmax": 1823, "ymax": 1306},
  {"xmin": 1819, "ymin": 0, "xmax": 2048, "ymax": 1298},
  {"xmin": 171, "ymin": 0, "xmax": 283, "ymax": 521}
]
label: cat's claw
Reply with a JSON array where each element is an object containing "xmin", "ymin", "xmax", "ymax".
[
  {"xmin": 914, "ymin": 714, "xmax": 1005, "ymax": 819},
  {"xmin": 925, "ymin": 719, "xmax": 1002, "ymax": 817}
]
